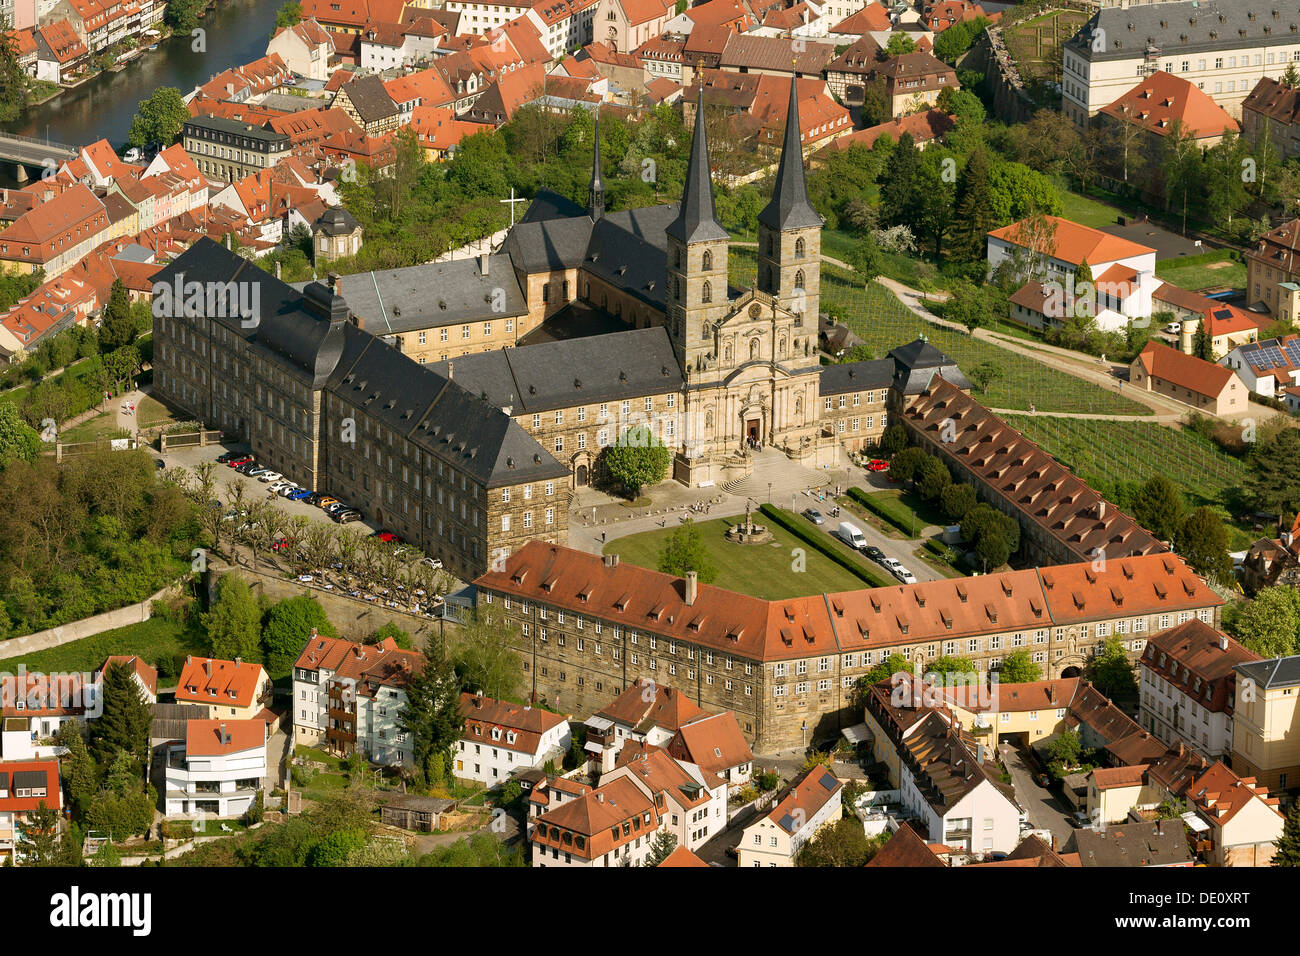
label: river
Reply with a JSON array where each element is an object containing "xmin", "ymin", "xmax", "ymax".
[{"xmin": 2, "ymin": 0, "xmax": 283, "ymax": 153}]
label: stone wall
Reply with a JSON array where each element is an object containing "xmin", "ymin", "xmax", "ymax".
[{"xmin": 0, "ymin": 580, "xmax": 189, "ymax": 662}]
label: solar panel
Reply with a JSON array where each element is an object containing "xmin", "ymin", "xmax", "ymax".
[{"xmin": 1283, "ymin": 339, "xmax": 1300, "ymax": 367}]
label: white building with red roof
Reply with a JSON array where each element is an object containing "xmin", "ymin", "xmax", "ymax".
[
  {"xmin": 164, "ymin": 719, "xmax": 268, "ymax": 818},
  {"xmin": 175, "ymin": 656, "xmax": 273, "ymax": 722},
  {"xmin": 584, "ymin": 678, "xmax": 708, "ymax": 773},
  {"xmin": 456, "ymin": 691, "xmax": 571, "ymax": 785},
  {"xmin": 266, "ymin": 17, "xmax": 335, "ymax": 80},
  {"xmin": 0, "ymin": 759, "xmax": 61, "ymax": 863},
  {"xmin": 96, "ymin": 655, "xmax": 159, "ymax": 704},
  {"xmin": 737, "ymin": 763, "xmax": 842, "ymax": 866},
  {"xmin": 666, "ymin": 710, "xmax": 754, "ymax": 789}
]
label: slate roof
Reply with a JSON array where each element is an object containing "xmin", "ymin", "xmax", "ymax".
[
  {"xmin": 1068, "ymin": 0, "xmax": 1299, "ymax": 61},
  {"xmin": 666, "ymin": 87, "xmax": 728, "ymax": 245},
  {"xmin": 154, "ymin": 238, "xmax": 348, "ymax": 389},
  {"xmin": 339, "ymin": 73, "xmax": 399, "ymax": 123},
  {"xmin": 519, "ymin": 188, "xmax": 587, "ymax": 223},
  {"xmin": 889, "ymin": 338, "xmax": 971, "ymax": 394},
  {"xmin": 326, "ymin": 323, "xmax": 569, "ymax": 488},
  {"xmin": 1072, "ymin": 820, "xmax": 1191, "ymax": 867},
  {"xmin": 314, "ymin": 206, "xmax": 360, "ymax": 236},
  {"xmin": 304, "ymin": 255, "xmax": 528, "ymax": 334},
  {"xmin": 758, "ymin": 75, "xmax": 822, "ymax": 232},
  {"xmin": 819, "ymin": 358, "xmax": 893, "ymax": 396},
  {"xmin": 1236, "ymin": 654, "xmax": 1300, "ymax": 690},
  {"xmin": 427, "ymin": 326, "xmax": 683, "ymax": 413}
]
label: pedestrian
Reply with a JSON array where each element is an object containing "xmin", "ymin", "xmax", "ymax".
[{"xmin": 601, "ymin": 531, "xmax": 606, "ymax": 543}]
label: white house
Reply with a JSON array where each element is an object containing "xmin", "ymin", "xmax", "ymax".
[
  {"xmin": 164, "ymin": 719, "xmax": 267, "ymax": 818},
  {"xmin": 666, "ymin": 710, "xmax": 755, "ymax": 790},
  {"xmin": 601, "ymin": 745, "xmax": 728, "ymax": 850},
  {"xmin": 1138, "ymin": 620, "xmax": 1260, "ymax": 761},
  {"xmin": 455, "ymin": 692, "xmax": 570, "ymax": 785},
  {"xmin": 987, "ymin": 215, "xmax": 1159, "ymax": 333},
  {"xmin": 96, "ymin": 655, "xmax": 158, "ymax": 705},
  {"xmin": 584, "ymin": 678, "xmax": 708, "ymax": 773},
  {"xmin": 737, "ymin": 763, "xmax": 843, "ymax": 867},
  {"xmin": 266, "ymin": 17, "xmax": 334, "ymax": 81},
  {"xmin": 292, "ymin": 632, "xmax": 424, "ymax": 768},
  {"xmin": 895, "ymin": 711, "xmax": 1022, "ymax": 856},
  {"xmin": 1220, "ymin": 335, "xmax": 1300, "ymax": 399},
  {"xmin": 0, "ymin": 759, "xmax": 61, "ymax": 864}
]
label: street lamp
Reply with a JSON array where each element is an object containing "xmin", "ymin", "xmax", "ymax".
[{"xmin": 768, "ymin": 481, "xmax": 772, "ymax": 503}]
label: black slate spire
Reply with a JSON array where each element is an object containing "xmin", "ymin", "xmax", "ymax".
[
  {"xmin": 666, "ymin": 85, "xmax": 729, "ymax": 244},
  {"xmin": 589, "ymin": 109, "xmax": 605, "ymax": 221},
  {"xmin": 758, "ymin": 75, "xmax": 822, "ymax": 231}
]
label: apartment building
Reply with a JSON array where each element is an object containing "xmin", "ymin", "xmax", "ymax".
[
  {"xmin": 1232, "ymin": 654, "xmax": 1300, "ymax": 792},
  {"xmin": 584, "ymin": 678, "xmax": 707, "ymax": 772},
  {"xmin": 163, "ymin": 719, "xmax": 267, "ymax": 818},
  {"xmin": 737, "ymin": 763, "xmax": 842, "ymax": 866},
  {"xmin": 0, "ymin": 184, "xmax": 109, "ymax": 278},
  {"xmin": 456, "ymin": 692, "xmax": 570, "ymax": 784},
  {"xmin": 182, "ymin": 115, "xmax": 292, "ymax": 184},
  {"xmin": 530, "ymin": 775, "xmax": 662, "ymax": 867},
  {"xmin": 476, "ymin": 540, "xmax": 1221, "ymax": 751},
  {"xmin": 601, "ymin": 745, "xmax": 727, "ymax": 849},
  {"xmin": 1061, "ymin": 0, "xmax": 1300, "ymax": 126},
  {"xmin": 1246, "ymin": 217, "xmax": 1300, "ymax": 319}
]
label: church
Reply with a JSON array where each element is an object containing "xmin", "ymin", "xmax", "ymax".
[{"xmin": 329, "ymin": 78, "xmax": 882, "ymax": 489}]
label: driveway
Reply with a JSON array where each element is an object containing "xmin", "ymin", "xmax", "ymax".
[{"xmin": 1000, "ymin": 743, "xmax": 1073, "ymax": 849}]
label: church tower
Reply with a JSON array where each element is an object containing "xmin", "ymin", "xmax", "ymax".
[
  {"xmin": 666, "ymin": 87, "xmax": 730, "ymax": 375},
  {"xmin": 757, "ymin": 76, "xmax": 822, "ymax": 334},
  {"xmin": 589, "ymin": 110, "xmax": 605, "ymax": 221}
]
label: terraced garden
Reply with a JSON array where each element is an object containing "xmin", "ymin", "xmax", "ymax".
[{"xmin": 1003, "ymin": 414, "xmax": 1248, "ymax": 507}]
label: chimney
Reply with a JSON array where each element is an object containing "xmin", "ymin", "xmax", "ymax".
[
  {"xmin": 235, "ymin": 657, "xmax": 242, "ymax": 667},
  {"xmin": 220, "ymin": 721, "xmax": 228, "ymax": 744},
  {"xmin": 596, "ymin": 792, "xmax": 604, "ymax": 802},
  {"xmin": 310, "ymin": 627, "xmax": 318, "ymax": 639},
  {"xmin": 603, "ymin": 553, "xmax": 619, "ymax": 568},
  {"xmin": 327, "ymin": 271, "xmax": 339, "ymax": 294},
  {"xmin": 1097, "ymin": 500, "xmax": 1106, "ymax": 519},
  {"xmin": 976, "ymin": 743, "xmax": 986, "ymax": 765},
  {"xmin": 479, "ymin": 252, "xmax": 489, "ymax": 276},
  {"xmin": 204, "ymin": 659, "xmax": 212, "ymax": 677},
  {"xmin": 275, "ymin": 260, "xmax": 282, "ymax": 279},
  {"xmin": 447, "ymin": 361, "xmax": 454, "ymax": 380},
  {"xmin": 685, "ymin": 570, "xmax": 698, "ymax": 606},
  {"xmin": 1219, "ymin": 635, "xmax": 1229, "ymax": 651}
]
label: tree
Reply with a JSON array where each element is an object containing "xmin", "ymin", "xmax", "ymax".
[
  {"xmin": 797, "ymin": 817, "xmax": 877, "ymax": 866},
  {"xmin": 887, "ymin": 446, "xmax": 929, "ymax": 485},
  {"xmin": 0, "ymin": 402, "xmax": 40, "ymax": 470},
  {"xmin": 452, "ymin": 606, "xmax": 525, "ymax": 701},
  {"xmin": 952, "ymin": 148, "xmax": 996, "ymax": 261},
  {"xmin": 1161, "ymin": 121, "xmax": 1204, "ymax": 234},
  {"xmin": 1045, "ymin": 727, "xmax": 1087, "ymax": 779},
  {"xmin": 1131, "ymin": 474, "xmax": 1185, "ymax": 544},
  {"xmin": 997, "ymin": 649, "xmax": 1041, "ymax": 684},
  {"xmin": 947, "ymin": 282, "xmax": 996, "ymax": 335},
  {"xmin": 1274, "ymin": 800, "xmax": 1300, "ymax": 866},
  {"xmin": 165, "ymin": 0, "xmax": 204, "ymax": 33},
  {"xmin": 398, "ymin": 644, "xmax": 465, "ymax": 785},
  {"xmin": 93, "ymin": 661, "xmax": 152, "ymax": 771},
  {"xmin": 1230, "ymin": 587, "xmax": 1300, "ymax": 658},
  {"xmin": 307, "ymin": 827, "xmax": 368, "ymax": 866},
  {"xmin": 643, "ymin": 828, "xmax": 678, "ymax": 866},
  {"xmin": 0, "ymin": 22, "xmax": 27, "ymax": 124},
  {"xmin": 940, "ymin": 482, "xmax": 976, "ymax": 523},
  {"xmin": 966, "ymin": 361, "xmax": 1002, "ymax": 393},
  {"xmin": 127, "ymin": 87, "xmax": 189, "ymax": 149},
  {"xmin": 92, "ymin": 841, "xmax": 121, "ymax": 867},
  {"xmin": 17, "ymin": 801, "xmax": 62, "ymax": 865},
  {"xmin": 880, "ymin": 134, "xmax": 920, "ymax": 227},
  {"xmin": 928, "ymin": 655, "xmax": 976, "ymax": 678},
  {"xmin": 884, "ymin": 32, "xmax": 916, "ymax": 56},
  {"xmin": 206, "ymin": 573, "xmax": 263, "ymax": 663},
  {"xmin": 657, "ymin": 516, "xmax": 719, "ymax": 583},
  {"xmin": 961, "ymin": 502, "xmax": 1018, "ymax": 571},
  {"xmin": 1286, "ymin": 62, "xmax": 1300, "ymax": 89},
  {"xmin": 848, "ymin": 232, "xmax": 882, "ymax": 287},
  {"xmin": 879, "ymin": 423, "xmax": 909, "ymax": 458},
  {"xmin": 1177, "ymin": 507, "xmax": 1232, "ymax": 584},
  {"xmin": 1088, "ymin": 636, "xmax": 1137, "ymax": 700},
  {"xmin": 1245, "ymin": 429, "xmax": 1300, "ymax": 516},
  {"xmin": 914, "ymin": 455, "xmax": 951, "ymax": 502},
  {"xmin": 261, "ymin": 595, "xmax": 337, "ymax": 677},
  {"xmin": 56, "ymin": 722, "xmax": 97, "ymax": 813},
  {"xmin": 859, "ymin": 653, "xmax": 912, "ymax": 688},
  {"xmin": 1192, "ymin": 322, "xmax": 1214, "ymax": 360},
  {"xmin": 98, "ymin": 280, "xmax": 135, "ymax": 353},
  {"xmin": 368, "ymin": 621, "xmax": 413, "ymax": 649},
  {"xmin": 275, "ymin": 0, "xmax": 303, "ymax": 28},
  {"xmin": 603, "ymin": 426, "xmax": 670, "ymax": 499}
]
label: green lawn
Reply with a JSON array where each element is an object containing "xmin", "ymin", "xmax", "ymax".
[
  {"xmin": 1, "ymin": 615, "xmax": 206, "ymax": 675},
  {"xmin": 1004, "ymin": 414, "xmax": 1248, "ymax": 508},
  {"xmin": 604, "ymin": 516, "xmax": 867, "ymax": 599},
  {"xmin": 1155, "ymin": 251, "xmax": 1246, "ymax": 293},
  {"xmin": 1061, "ymin": 190, "xmax": 1125, "ymax": 229},
  {"xmin": 59, "ymin": 407, "xmax": 130, "ymax": 444},
  {"xmin": 739, "ymin": 249, "xmax": 1150, "ymax": 416},
  {"xmin": 846, "ymin": 488, "xmax": 948, "ymax": 537}
]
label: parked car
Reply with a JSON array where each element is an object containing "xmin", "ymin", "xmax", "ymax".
[
  {"xmin": 890, "ymin": 565, "xmax": 918, "ymax": 585},
  {"xmin": 1163, "ymin": 321, "xmax": 1182, "ymax": 335},
  {"xmin": 154, "ymin": 458, "xmax": 166, "ymax": 470},
  {"xmin": 419, "ymin": 557, "xmax": 443, "ymax": 569},
  {"xmin": 1036, "ymin": 773, "xmax": 1051, "ymax": 788},
  {"xmin": 277, "ymin": 483, "xmax": 300, "ymax": 497},
  {"xmin": 257, "ymin": 471, "xmax": 283, "ymax": 483},
  {"xmin": 802, "ymin": 508, "xmax": 825, "ymax": 525},
  {"xmin": 336, "ymin": 510, "xmax": 362, "ymax": 524},
  {"xmin": 244, "ymin": 466, "xmax": 271, "ymax": 478},
  {"xmin": 216, "ymin": 451, "xmax": 241, "ymax": 463},
  {"xmin": 287, "ymin": 488, "xmax": 313, "ymax": 501},
  {"xmin": 234, "ymin": 462, "xmax": 260, "ymax": 474},
  {"xmin": 835, "ymin": 521, "xmax": 866, "ymax": 550},
  {"xmin": 316, "ymin": 496, "xmax": 339, "ymax": 509},
  {"xmin": 867, "ymin": 459, "xmax": 890, "ymax": 472},
  {"xmin": 1070, "ymin": 810, "xmax": 1091, "ymax": 829},
  {"xmin": 862, "ymin": 546, "xmax": 886, "ymax": 563},
  {"xmin": 228, "ymin": 455, "xmax": 253, "ymax": 468},
  {"xmin": 325, "ymin": 501, "xmax": 349, "ymax": 514},
  {"xmin": 373, "ymin": 531, "xmax": 402, "ymax": 543},
  {"xmin": 267, "ymin": 480, "xmax": 291, "ymax": 493}
]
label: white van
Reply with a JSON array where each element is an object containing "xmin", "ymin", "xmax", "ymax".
[{"xmin": 837, "ymin": 521, "xmax": 866, "ymax": 550}]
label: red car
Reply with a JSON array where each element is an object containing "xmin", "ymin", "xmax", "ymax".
[
  {"xmin": 375, "ymin": 531, "xmax": 402, "ymax": 543},
  {"xmin": 867, "ymin": 459, "xmax": 890, "ymax": 472},
  {"xmin": 228, "ymin": 455, "xmax": 253, "ymax": 467}
]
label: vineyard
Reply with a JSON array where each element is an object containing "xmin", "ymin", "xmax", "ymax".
[
  {"xmin": 1003, "ymin": 414, "xmax": 1248, "ymax": 507},
  {"xmin": 728, "ymin": 248, "xmax": 1151, "ymax": 416}
]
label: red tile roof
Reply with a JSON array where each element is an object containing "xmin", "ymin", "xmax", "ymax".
[
  {"xmin": 100, "ymin": 655, "xmax": 158, "ymax": 697},
  {"xmin": 459, "ymin": 692, "xmax": 566, "ymax": 754},
  {"xmin": 184, "ymin": 718, "xmax": 267, "ymax": 757},
  {"xmin": 1134, "ymin": 340, "xmax": 1239, "ymax": 400},
  {"xmin": 831, "ymin": 2, "xmax": 890, "ymax": 34},
  {"xmin": 667, "ymin": 711, "xmax": 753, "ymax": 776},
  {"xmin": 0, "ymin": 760, "xmax": 62, "ymax": 814},
  {"xmin": 988, "ymin": 215, "xmax": 1155, "ymax": 267},
  {"xmin": 1100, "ymin": 71, "xmax": 1239, "ymax": 140},
  {"xmin": 175, "ymin": 656, "xmax": 267, "ymax": 709}
]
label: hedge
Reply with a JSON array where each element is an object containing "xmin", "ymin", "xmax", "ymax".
[
  {"xmin": 758, "ymin": 504, "xmax": 891, "ymax": 588},
  {"xmin": 846, "ymin": 487, "xmax": 917, "ymax": 536}
]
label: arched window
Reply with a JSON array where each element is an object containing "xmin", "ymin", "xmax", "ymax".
[
  {"xmin": 705, "ymin": 409, "xmax": 714, "ymax": 429},
  {"xmin": 750, "ymin": 338, "xmax": 760, "ymax": 361},
  {"xmin": 702, "ymin": 250, "xmax": 713, "ymax": 271},
  {"xmin": 702, "ymin": 321, "xmax": 710, "ymax": 339},
  {"xmin": 702, "ymin": 280, "xmax": 712, "ymax": 303},
  {"xmin": 794, "ymin": 269, "xmax": 805, "ymax": 292},
  {"xmin": 795, "ymin": 237, "xmax": 805, "ymax": 258},
  {"xmin": 779, "ymin": 335, "xmax": 787, "ymax": 357}
]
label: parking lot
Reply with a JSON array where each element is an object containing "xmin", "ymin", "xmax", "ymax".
[{"xmin": 796, "ymin": 503, "xmax": 946, "ymax": 584}]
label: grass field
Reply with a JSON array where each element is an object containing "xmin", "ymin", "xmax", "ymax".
[
  {"xmin": 603, "ymin": 516, "xmax": 866, "ymax": 599},
  {"xmin": 1061, "ymin": 190, "xmax": 1126, "ymax": 230},
  {"xmin": 59, "ymin": 407, "xmax": 130, "ymax": 444},
  {"xmin": 848, "ymin": 488, "xmax": 948, "ymax": 536},
  {"xmin": 729, "ymin": 248, "xmax": 1150, "ymax": 416},
  {"xmin": 1, "ymin": 615, "xmax": 206, "ymax": 676},
  {"xmin": 1003, "ymin": 415, "xmax": 1248, "ymax": 507},
  {"xmin": 1155, "ymin": 251, "xmax": 1247, "ymax": 293}
]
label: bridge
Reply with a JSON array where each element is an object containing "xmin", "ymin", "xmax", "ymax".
[{"xmin": 0, "ymin": 132, "xmax": 79, "ymax": 181}]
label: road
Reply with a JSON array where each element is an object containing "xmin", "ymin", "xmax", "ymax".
[{"xmin": 1000, "ymin": 742, "xmax": 1073, "ymax": 850}]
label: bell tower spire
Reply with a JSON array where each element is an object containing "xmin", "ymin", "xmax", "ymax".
[{"xmin": 589, "ymin": 109, "xmax": 605, "ymax": 221}]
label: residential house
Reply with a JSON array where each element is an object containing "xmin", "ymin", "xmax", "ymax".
[
  {"xmin": 585, "ymin": 678, "xmax": 708, "ymax": 773},
  {"xmin": 182, "ymin": 114, "xmax": 292, "ymax": 183},
  {"xmin": 175, "ymin": 656, "xmax": 273, "ymax": 722},
  {"xmin": 1070, "ymin": 819, "xmax": 1193, "ymax": 866},
  {"xmin": 1221, "ymin": 335, "xmax": 1300, "ymax": 399},
  {"xmin": 1232, "ymin": 654, "xmax": 1300, "ymax": 792},
  {"xmin": 1139, "ymin": 620, "xmax": 1259, "ymax": 760},
  {"xmin": 96, "ymin": 655, "xmax": 159, "ymax": 705},
  {"xmin": 1240, "ymin": 514, "xmax": 1300, "ymax": 595},
  {"xmin": 163, "ymin": 719, "xmax": 267, "ymax": 818},
  {"xmin": 1246, "ymin": 218, "xmax": 1300, "ymax": 319},
  {"xmin": 665, "ymin": 710, "xmax": 754, "ymax": 789},
  {"xmin": 1129, "ymin": 340, "xmax": 1250, "ymax": 416},
  {"xmin": 862, "ymin": 50, "xmax": 958, "ymax": 118},
  {"xmin": 0, "ymin": 759, "xmax": 61, "ymax": 864},
  {"xmin": 602, "ymin": 744, "xmax": 727, "ymax": 849},
  {"xmin": 34, "ymin": 18, "xmax": 87, "ymax": 83},
  {"xmin": 455, "ymin": 691, "xmax": 571, "ymax": 785},
  {"xmin": 530, "ymin": 774, "xmax": 662, "ymax": 866},
  {"xmin": 1183, "ymin": 760, "xmax": 1283, "ymax": 867},
  {"xmin": 266, "ymin": 17, "xmax": 334, "ymax": 80},
  {"xmin": 334, "ymin": 73, "xmax": 401, "ymax": 135},
  {"xmin": 1243, "ymin": 75, "xmax": 1300, "ymax": 162},
  {"xmin": 736, "ymin": 763, "xmax": 842, "ymax": 866},
  {"xmin": 592, "ymin": 0, "xmax": 674, "ymax": 55},
  {"xmin": 0, "ymin": 183, "xmax": 109, "ymax": 278},
  {"xmin": 1153, "ymin": 283, "xmax": 1264, "ymax": 358}
]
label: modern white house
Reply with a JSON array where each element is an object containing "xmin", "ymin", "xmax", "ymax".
[
  {"xmin": 455, "ymin": 692, "xmax": 571, "ymax": 785},
  {"xmin": 987, "ymin": 215, "xmax": 1159, "ymax": 333},
  {"xmin": 164, "ymin": 719, "xmax": 267, "ymax": 818},
  {"xmin": 292, "ymin": 632, "xmax": 425, "ymax": 768},
  {"xmin": 737, "ymin": 763, "xmax": 843, "ymax": 867},
  {"xmin": 895, "ymin": 712, "xmax": 1022, "ymax": 856},
  {"xmin": 1220, "ymin": 335, "xmax": 1300, "ymax": 399}
]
